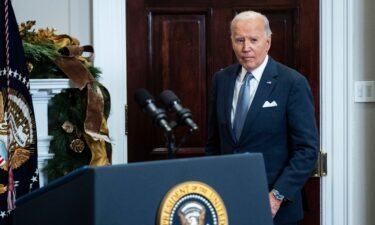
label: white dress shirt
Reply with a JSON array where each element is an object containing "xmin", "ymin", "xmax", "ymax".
[{"xmin": 231, "ymin": 55, "xmax": 269, "ymax": 126}]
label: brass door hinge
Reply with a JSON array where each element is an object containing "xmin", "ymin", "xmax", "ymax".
[
  {"xmin": 125, "ymin": 104, "xmax": 128, "ymax": 135},
  {"xmin": 313, "ymin": 150, "xmax": 327, "ymax": 177}
]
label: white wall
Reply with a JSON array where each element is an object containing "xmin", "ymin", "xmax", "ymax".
[
  {"xmin": 351, "ymin": 0, "xmax": 375, "ymax": 224},
  {"xmin": 12, "ymin": 0, "xmax": 92, "ymax": 45},
  {"xmin": 92, "ymin": 0, "xmax": 127, "ymax": 164},
  {"xmin": 321, "ymin": 0, "xmax": 375, "ymax": 224}
]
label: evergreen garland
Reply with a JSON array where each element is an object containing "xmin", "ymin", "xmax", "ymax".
[
  {"xmin": 23, "ymin": 42, "xmax": 61, "ymax": 78},
  {"xmin": 20, "ymin": 21, "xmax": 111, "ymax": 181},
  {"xmin": 45, "ymin": 85, "xmax": 111, "ymax": 180}
]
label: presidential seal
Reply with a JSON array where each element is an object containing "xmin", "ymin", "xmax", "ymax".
[{"xmin": 157, "ymin": 181, "xmax": 228, "ymax": 225}]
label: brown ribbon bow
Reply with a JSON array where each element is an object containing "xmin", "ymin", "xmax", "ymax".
[{"xmin": 54, "ymin": 45, "xmax": 110, "ymax": 166}]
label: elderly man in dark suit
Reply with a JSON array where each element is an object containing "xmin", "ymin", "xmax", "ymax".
[{"xmin": 205, "ymin": 10, "xmax": 318, "ymax": 225}]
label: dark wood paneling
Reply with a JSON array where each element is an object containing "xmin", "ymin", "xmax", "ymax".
[
  {"xmin": 127, "ymin": 0, "xmax": 152, "ymax": 163},
  {"xmin": 148, "ymin": 10, "xmax": 208, "ymax": 149},
  {"xmin": 302, "ymin": 178, "xmax": 320, "ymax": 225},
  {"xmin": 266, "ymin": 10, "xmax": 297, "ymax": 67}
]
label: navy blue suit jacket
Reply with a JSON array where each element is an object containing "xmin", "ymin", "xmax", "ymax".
[{"xmin": 206, "ymin": 57, "xmax": 318, "ymax": 224}]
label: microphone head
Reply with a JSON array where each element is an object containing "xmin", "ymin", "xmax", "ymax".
[
  {"xmin": 160, "ymin": 90, "xmax": 181, "ymax": 108},
  {"xmin": 134, "ymin": 88, "xmax": 154, "ymax": 107}
]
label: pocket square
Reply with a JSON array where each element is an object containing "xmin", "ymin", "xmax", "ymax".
[{"xmin": 262, "ymin": 100, "xmax": 278, "ymax": 108}]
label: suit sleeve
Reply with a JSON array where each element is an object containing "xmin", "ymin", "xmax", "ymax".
[
  {"xmin": 205, "ymin": 74, "xmax": 220, "ymax": 155},
  {"xmin": 273, "ymin": 75, "xmax": 319, "ymax": 200}
]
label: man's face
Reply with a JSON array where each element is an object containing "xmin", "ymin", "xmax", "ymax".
[{"xmin": 231, "ymin": 17, "xmax": 271, "ymax": 71}]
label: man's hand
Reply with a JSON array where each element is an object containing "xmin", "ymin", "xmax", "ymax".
[{"xmin": 269, "ymin": 192, "xmax": 283, "ymax": 218}]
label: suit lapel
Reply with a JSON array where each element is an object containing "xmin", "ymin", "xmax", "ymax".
[
  {"xmin": 239, "ymin": 58, "xmax": 278, "ymax": 140},
  {"xmin": 224, "ymin": 64, "xmax": 241, "ymax": 142}
]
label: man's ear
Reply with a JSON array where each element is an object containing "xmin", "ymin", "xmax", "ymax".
[{"xmin": 267, "ymin": 37, "xmax": 272, "ymax": 49}]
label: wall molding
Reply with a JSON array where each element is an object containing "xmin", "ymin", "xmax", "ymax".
[
  {"xmin": 320, "ymin": 0, "xmax": 353, "ymax": 224},
  {"xmin": 92, "ymin": 0, "xmax": 127, "ymax": 164}
]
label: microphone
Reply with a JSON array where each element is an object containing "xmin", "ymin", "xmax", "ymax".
[
  {"xmin": 134, "ymin": 88, "xmax": 172, "ymax": 133},
  {"xmin": 160, "ymin": 90, "xmax": 198, "ymax": 132}
]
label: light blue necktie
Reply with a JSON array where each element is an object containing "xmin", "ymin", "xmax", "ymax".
[{"xmin": 233, "ymin": 72, "xmax": 253, "ymax": 140}]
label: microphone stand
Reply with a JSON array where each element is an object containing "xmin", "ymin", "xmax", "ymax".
[
  {"xmin": 164, "ymin": 121, "xmax": 178, "ymax": 159},
  {"xmin": 162, "ymin": 120, "xmax": 198, "ymax": 159},
  {"xmin": 165, "ymin": 132, "xmax": 176, "ymax": 159}
]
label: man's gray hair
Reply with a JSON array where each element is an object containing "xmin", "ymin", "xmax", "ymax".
[{"xmin": 230, "ymin": 11, "xmax": 272, "ymax": 37}]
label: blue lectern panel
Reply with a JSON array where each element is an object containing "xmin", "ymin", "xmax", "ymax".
[{"xmin": 13, "ymin": 153, "xmax": 273, "ymax": 225}]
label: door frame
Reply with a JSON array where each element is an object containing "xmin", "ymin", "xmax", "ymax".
[
  {"xmin": 320, "ymin": 0, "xmax": 353, "ymax": 225},
  {"xmin": 92, "ymin": 0, "xmax": 354, "ymax": 224}
]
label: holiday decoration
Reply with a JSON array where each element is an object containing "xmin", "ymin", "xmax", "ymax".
[
  {"xmin": 70, "ymin": 139, "xmax": 85, "ymax": 153},
  {"xmin": 19, "ymin": 21, "xmax": 112, "ymax": 181}
]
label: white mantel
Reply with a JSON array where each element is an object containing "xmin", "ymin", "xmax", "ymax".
[{"xmin": 30, "ymin": 78, "xmax": 71, "ymax": 186}]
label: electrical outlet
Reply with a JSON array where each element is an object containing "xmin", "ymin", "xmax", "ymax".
[{"xmin": 354, "ymin": 81, "xmax": 375, "ymax": 102}]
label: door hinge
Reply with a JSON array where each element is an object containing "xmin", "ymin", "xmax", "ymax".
[
  {"xmin": 125, "ymin": 104, "xmax": 128, "ymax": 135},
  {"xmin": 313, "ymin": 150, "xmax": 327, "ymax": 177}
]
